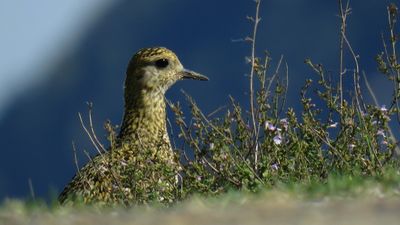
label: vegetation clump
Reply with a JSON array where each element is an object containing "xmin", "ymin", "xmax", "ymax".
[{"xmin": 171, "ymin": 0, "xmax": 400, "ymax": 199}]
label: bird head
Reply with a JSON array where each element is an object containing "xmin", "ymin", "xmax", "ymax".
[{"xmin": 125, "ymin": 47, "xmax": 208, "ymax": 94}]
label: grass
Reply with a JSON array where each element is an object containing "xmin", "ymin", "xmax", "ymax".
[{"xmin": 1, "ymin": 171, "xmax": 400, "ymax": 224}]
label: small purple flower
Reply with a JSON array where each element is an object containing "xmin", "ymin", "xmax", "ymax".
[
  {"xmin": 361, "ymin": 111, "xmax": 368, "ymax": 117},
  {"xmin": 265, "ymin": 121, "xmax": 276, "ymax": 131},
  {"xmin": 271, "ymin": 163, "xmax": 279, "ymax": 171},
  {"xmin": 380, "ymin": 105, "xmax": 388, "ymax": 113},
  {"xmin": 377, "ymin": 129, "xmax": 386, "ymax": 137},
  {"xmin": 280, "ymin": 118, "xmax": 289, "ymax": 130},
  {"xmin": 327, "ymin": 122, "xmax": 338, "ymax": 128},
  {"xmin": 246, "ymin": 123, "xmax": 252, "ymax": 131},
  {"xmin": 273, "ymin": 134, "xmax": 282, "ymax": 145}
]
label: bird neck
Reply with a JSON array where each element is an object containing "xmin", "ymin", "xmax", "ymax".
[{"xmin": 119, "ymin": 88, "xmax": 168, "ymax": 144}]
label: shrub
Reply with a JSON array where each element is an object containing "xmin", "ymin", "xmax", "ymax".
[{"xmin": 170, "ymin": 0, "xmax": 400, "ymax": 199}]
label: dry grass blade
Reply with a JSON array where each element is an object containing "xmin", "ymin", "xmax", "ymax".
[{"xmin": 28, "ymin": 178, "xmax": 35, "ymax": 200}]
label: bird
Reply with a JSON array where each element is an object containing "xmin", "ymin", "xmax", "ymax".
[{"xmin": 58, "ymin": 47, "xmax": 208, "ymax": 206}]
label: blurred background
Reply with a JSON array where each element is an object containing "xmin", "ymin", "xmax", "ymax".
[{"xmin": 0, "ymin": 0, "xmax": 397, "ymax": 201}]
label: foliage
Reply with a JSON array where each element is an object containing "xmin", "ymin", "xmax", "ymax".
[{"xmin": 168, "ymin": 0, "xmax": 400, "ymax": 199}]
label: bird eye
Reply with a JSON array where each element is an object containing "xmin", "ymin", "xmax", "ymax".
[{"xmin": 155, "ymin": 58, "xmax": 169, "ymax": 69}]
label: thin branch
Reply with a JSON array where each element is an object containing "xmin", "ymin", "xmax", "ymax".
[
  {"xmin": 201, "ymin": 156, "xmax": 241, "ymax": 186},
  {"xmin": 83, "ymin": 149, "xmax": 93, "ymax": 162},
  {"xmin": 166, "ymin": 117, "xmax": 177, "ymax": 150},
  {"xmin": 307, "ymin": 126, "xmax": 348, "ymax": 165},
  {"xmin": 278, "ymin": 62, "xmax": 290, "ymax": 116},
  {"xmin": 71, "ymin": 141, "xmax": 81, "ymax": 176},
  {"xmin": 207, "ymin": 105, "xmax": 228, "ymax": 118},
  {"xmin": 387, "ymin": 4, "xmax": 400, "ymax": 126},
  {"xmin": 363, "ymin": 72, "xmax": 379, "ymax": 107},
  {"xmin": 78, "ymin": 112, "xmax": 104, "ymax": 156},
  {"xmin": 342, "ymin": 33, "xmax": 366, "ymax": 112},
  {"xmin": 261, "ymin": 51, "xmax": 270, "ymax": 89},
  {"xmin": 86, "ymin": 102, "xmax": 107, "ymax": 152},
  {"xmin": 266, "ymin": 55, "xmax": 284, "ymax": 95},
  {"xmin": 338, "ymin": 0, "xmax": 350, "ymax": 111},
  {"xmin": 249, "ymin": 0, "xmax": 261, "ymax": 139}
]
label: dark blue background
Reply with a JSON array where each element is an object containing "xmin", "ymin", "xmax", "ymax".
[{"xmin": 0, "ymin": 0, "xmax": 397, "ymax": 201}]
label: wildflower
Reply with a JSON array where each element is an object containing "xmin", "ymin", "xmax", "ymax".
[
  {"xmin": 280, "ymin": 118, "xmax": 289, "ymax": 130},
  {"xmin": 246, "ymin": 123, "xmax": 252, "ymax": 131},
  {"xmin": 376, "ymin": 129, "xmax": 386, "ymax": 137},
  {"xmin": 271, "ymin": 163, "xmax": 279, "ymax": 171},
  {"xmin": 383, "ymin": 114, "xmax": 391, "ymax": 121},
  {"xmin": 273, "ymin": 134, "xmax": 282, "ymax": 145},
  {"xmin": 327, "ymin": 122, "xmax": 338, "ymax": 128},
  {"xmin": 348, "ymin": 144, "xmax": 356, "ymax": 150},
  {"xmin": 265, "ymin": 121, "xmax": 276, "ymax": 131},
  {"xmin": 381, "ymin": 140, "xmax": 388, "ymax": 145},
  {"xmin": 361, "ymin": 111, "xmax": 368, "ymax": 117},
  {"xmin": 380, "ymin": 105, "xmax": 388, "ymax": 112},
  {"xmin": 196, "ymin": 176, "xmax": 202, "ymax": 181}
]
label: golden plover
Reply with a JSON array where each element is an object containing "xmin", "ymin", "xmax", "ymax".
[{"xmin": 59, "ymin": 47, "xmax": 208, "ymax": 206}]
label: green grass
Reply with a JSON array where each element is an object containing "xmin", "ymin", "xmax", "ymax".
[{"xmin": 1, "ymin": 172, "xmax": 400, "ymax": 225}]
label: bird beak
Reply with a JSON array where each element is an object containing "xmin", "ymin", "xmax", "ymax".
[{"xmin": 178, "ymin": 69, "xmax": 209, "ymax": 81}]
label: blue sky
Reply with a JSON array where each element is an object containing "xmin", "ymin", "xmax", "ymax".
[{"xmin": 0, "ymin": 0, "xmax": 114, "ymax": 117}]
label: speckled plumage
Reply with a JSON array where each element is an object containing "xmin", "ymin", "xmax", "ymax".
[{"xmin": 59, "ymin": 47, "xmax": 208, "ymax": 206}]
